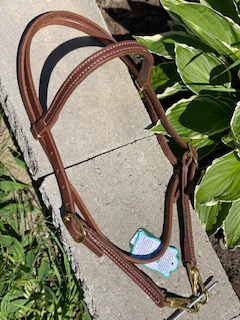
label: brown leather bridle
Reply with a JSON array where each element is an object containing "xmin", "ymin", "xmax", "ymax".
[{"xmin": 18, "ymin": 10, "xmax": 209, "ymax": 313}]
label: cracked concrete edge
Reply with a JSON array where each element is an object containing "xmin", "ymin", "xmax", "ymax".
[
  {"xmin": 0, "ymin": 78, "xmax": 40, "ymax": 176},
  {"xmin": 0, "ymin": 84, "xmax": 98, "ymax": 318},
  {"xmin": 0, "ymin": 78, "xmax": 98, "ymax": 316}
]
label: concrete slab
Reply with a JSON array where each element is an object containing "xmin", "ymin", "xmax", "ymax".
[
  {"xmin": 0, "ymin": 0, "xmax": 151, "ymax": 180},
  {"xmin": 0, "ymin": 1, "xmax": 239, "ymax": 320},
  {"xmin": 40, "ymin": 135, "xmax": 240, "ymax": 320}
]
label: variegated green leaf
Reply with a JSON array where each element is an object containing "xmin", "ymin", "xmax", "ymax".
[
  {"xmin": 151, "ymin": 62, "xmax": 181, "ymax": 95},
  {"xmin": 160, "ymin": 0, "xmax": 240, "ymax": 61},
  {"xmin": 196, "ymin": 201, "xmax": 231, "ymax": 234},
  {"xmin": 157, "ymin": 82, "xmax": 187, "ymax": 99},
  {"xmin": 196, "ymin": 201, "xmax": 221, "ymax": 231},
  {"xmin": 135, "ymin": 31, "xmax": 212, "ymax": 59},
  {"xmin": 223, "ymin": 199, "xmax": 240, "ymax": 249},
  {"xmin": 222, "ymin": 132, "xmax": 236, "ymax": 149},
  {"xmin": 151, "ymin": 95, "xmax": 232, "ymax": 138},
  {"xmin": 230, "ymin": 101, "xmax": 240, "ymax": 146},
  {"xmin": 175, "ymin": 43, "xmax": 231, "ymax": 93},
  {"xmin": 150, "ymin": 61, "xmax": 186, "ymax": 99},
  {"xmin": 200, "ymin": 0, "xmax": 240, "ymax": 24},
  {"xmin": 196, "ymin": 151, "xmax": 240, "ymax": 205}
]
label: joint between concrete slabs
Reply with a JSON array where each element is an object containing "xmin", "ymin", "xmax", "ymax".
[
  {"xmin": 229, "ymin": 314, "xmax": 240, "ymax": 320},
  {"xmin": 37, "ymin": 133, "xmax": 156, "ymax": 182},
  {"xmin": 64, "ymin": 133, "xmax": 156, "ymax": 169}
]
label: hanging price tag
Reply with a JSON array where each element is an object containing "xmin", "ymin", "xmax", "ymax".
[{"xmin": 130, "ymin": 229, "xmax": 179, "ymax": 278}]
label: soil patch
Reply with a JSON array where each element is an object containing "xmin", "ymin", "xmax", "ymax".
[{"xmin": 96, "ymin": 0, "xmax": 240, "ymax": 300}]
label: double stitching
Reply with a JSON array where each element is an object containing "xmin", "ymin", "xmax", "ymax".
[
  {"xmin": 43, "ymin": 43, "xmax": 148, "ymax": 125},
  {"xmin": 88, "ymin": 232, "xmax": 164, "ymax": 306}
]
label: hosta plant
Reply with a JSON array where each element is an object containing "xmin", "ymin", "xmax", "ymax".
[{"xmin": 136, "ymin": 0, "xmax": 240, "ymax": 249}]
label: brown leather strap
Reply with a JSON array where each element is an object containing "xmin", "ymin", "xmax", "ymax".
[
  {"xmin": 181, "ymin": 150, "xmax": 198, "ymax": 267},
  {"xmin": 31, "ymin": 40, "xmax": 153, "ymax": 138},
  {"xmin": 18, "ymin": 10, "xmax": 200, "ymax": 309}
]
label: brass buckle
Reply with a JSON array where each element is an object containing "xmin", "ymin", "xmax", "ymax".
[
  {"xmin": 186, "ymin": 263, "xmax": 208, "ymax": 304},
  {"xmin": 64, "ymin": 213, "xmax": 86, "ymax": 243},
  {"xmin": 166, "ymin": 296, "xmax": 199, "ymax": 313},
  {"xmin": 166, "ymin": 264, "xmax": 214, "ymax": 317},
  {"xmin": 167, "ymin": 281, "xmax": 218, "ymax": 319}
]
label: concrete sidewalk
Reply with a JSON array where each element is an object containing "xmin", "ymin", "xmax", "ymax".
[{"xmin": 0, "ymin": 1, "xmax": 239, "ymax": 319}]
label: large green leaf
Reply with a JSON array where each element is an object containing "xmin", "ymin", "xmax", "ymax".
[
  {"xmin": 175, "ymin": 43, "xmax": 231, "ymax": 93},
  {"xmin": 230, "ymin": 101, "xmax": 240, "ymax": 146},
  {"xmin": 151, "ymin": 95, "xmax": 232, "ymax": 138},
  {"xmin": 196, "ymin": 201, "xmax": 221, "ymax": 231},
  {"xmin": 200, "ymin": 0, "xmax": 240, "ymax": 24},
  {"xmin": 157, "ymin": 82, "xmax": 187, "ymax": 99},
  {"xmin": 151, "ymin": 62, "xmax": 181, "ymax": 94},
  {"xmin": 222, "ymin": 132, "xmax": 236, "ymax": 149},
  {"xmin": 196, "ymin": 151, "xmax": 240, "ymax": 205},
  {"xmin": 43, "ymin": 285, "xmax": 58, "ymax": 303},
  {"xmin": 223, "ymin": 199, "xmax": 240, "ymax": 249},
  {"xmin": 162, "ymin": 135, "xmax": 217, "ymax": 160},
  {"xmin": 0, "ymin": 168, "xmax": 5, "ymax": 176},
  {"xmin": 160, "ymin": 0, "xmax": 240, "ymax": 61},
  {"xmin": 189, "ymin": 138, "xmax": 217, "ymax": 159},
  {"xmin": 0, "ymin": 202, "xmax": 24, "ymax": 215},
  {"xmin": 25, "ymin": 251, "xmax": 35, "ymax": 270},
  {"xmin": 135, "ymin": 31, "xmax": 212, "ymax": 59},
  {"xmin": 196, "ymin": 201, "xmax": 231, "ymax": 234}
]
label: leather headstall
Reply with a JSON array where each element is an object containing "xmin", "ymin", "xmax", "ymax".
[{"xmin": 17, "ymin": 10, "xmax": 213, "ymax": 315}]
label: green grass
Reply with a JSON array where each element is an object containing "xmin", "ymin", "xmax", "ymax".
[{"xmin": 0, "ymin": 110, "xmax": 91, "ymax": 320}]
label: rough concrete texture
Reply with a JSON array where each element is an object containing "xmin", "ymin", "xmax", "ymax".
[
  {"xmin": 0, "ymin": 1, "xmax": 239, "ymax": 320},
  {"xmin": 41, "ymin": 137, "xmax": 240, "ymax": 320},
  {"xmin": 0, "ymin": 0, "xmax": 151, "ymax": 179}
]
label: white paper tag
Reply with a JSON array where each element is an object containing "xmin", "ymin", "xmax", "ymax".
[{"xmin": 130, "ymin": 229, "xmax": 179, "ymax": 277}]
